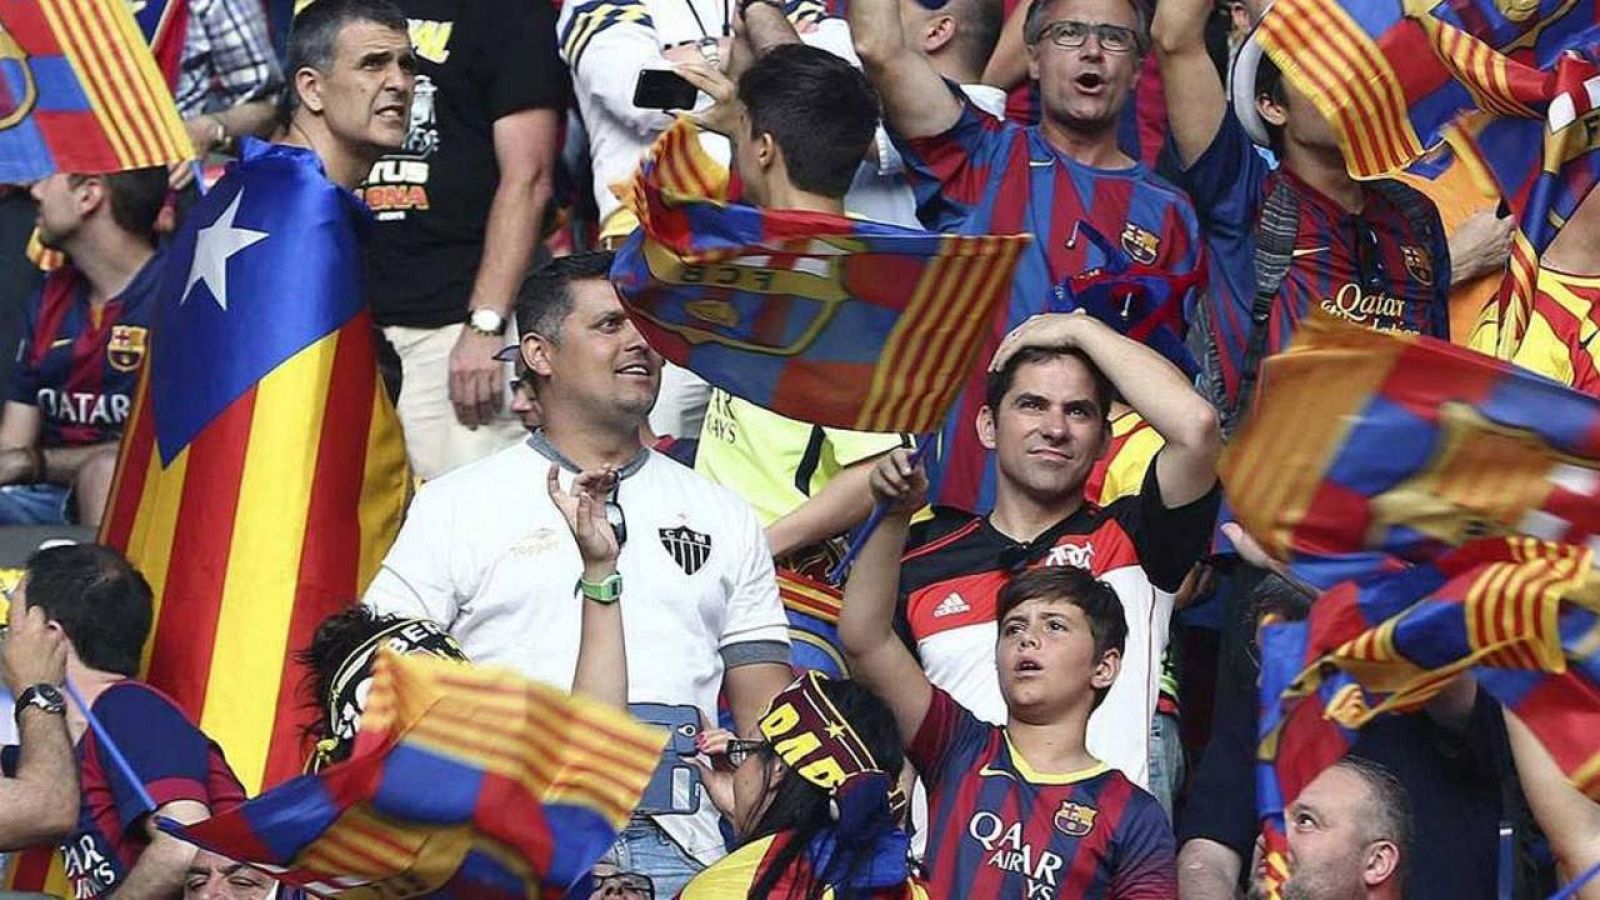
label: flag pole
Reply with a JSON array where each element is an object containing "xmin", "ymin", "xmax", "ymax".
[{"xmin": 827, "ymin": 440, "xmax": 933, "ymax": 585}]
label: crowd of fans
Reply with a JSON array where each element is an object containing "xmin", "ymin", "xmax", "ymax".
[{"xmin": 0, "ymin": 0, "xmax": 1598, "ymax": 896}]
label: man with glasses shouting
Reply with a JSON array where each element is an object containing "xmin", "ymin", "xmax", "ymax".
[
  {"xmin": 364, "ymin": 252, "xmax": 795, "ymax": 897},
  {"xmin": 847, "ymin": 0, "xmax": 1206, "ymax": 516}
]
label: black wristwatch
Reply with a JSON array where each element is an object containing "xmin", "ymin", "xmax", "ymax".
[{"xmin": 14, "ymin": 683, "xmax": 66, "ymax": 723}]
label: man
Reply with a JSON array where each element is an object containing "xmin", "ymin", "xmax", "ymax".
[
  {"xmin": 0, "ymin": 577, "xmax": 76, "ymax": 850},
  {"xmin": 0, "ymin": 167, "xmax": 168, "ymax": 526},
  {"xmin": 183, "ymin": 850, "xmax": 282, "ymax": 900},
  {"xmin": 1253, "ymin": 758, "xmax": 1409, "ymax": 900},
  {"xmin": 674, "ymin": 41, "xmax": 908, "ymax": 572},
  {"xmin": 850, "ymin": 0, "xmax": 1207, "ymax": 512},
  {"xmin": 364, "ymin": 252, "xmax": 794, "ymax": 896},
  {"xmin": 360, "ymin": 0, "xmax": 565, "ymax": 480},
  {"xmin": 276, "ymin": 0, "xmax": 416, "ymax": 193},
  {"xmin": 1177, "ymin": 535, "xmax": 1528, "ymax": 900},
  {"xmin": 843, "ymin": 515, "xmax": 1176, "ymax": 896},
  {"xmin": 4, "ymin": 544, "xmax": 245, "ymax": 899},
  {"xmin": 894, "ymin": 312, "xmax": 1219, "ymax": 789},
  {"xmin": 1151, "ymin": 0, "xmax": 1508, "ymax": 427}
]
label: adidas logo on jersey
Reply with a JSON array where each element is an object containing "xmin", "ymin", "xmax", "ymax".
[{"xmin": 933, "ymin": 592, "xmax": 971, "ymax": 618}]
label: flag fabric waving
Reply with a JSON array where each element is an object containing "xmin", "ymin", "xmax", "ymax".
[
  {"xmin": 0, "ymin": 0, "xmax": 191, "ymax": 183},
  {"xmin": 1252, "ymin": 0, "xmax": 1600, "ymax": 360},
  {"xmin": 171, "ymin": 650, "xmax": 668, "ymax": 898},
  {"xmin": 610, "ymin": 116, "xmax": 1031, "ymax": 435},
  {"xmin": 100, "ymin": 138, "xmax": 410, "ymax": 793},
  {"xmin": 1253, "ymin": 538, "xmax": 1600, "ymax": 896},
  {"xmin": 1220, "ymin": 315, "xmax": 1600, "ymax": 590}
]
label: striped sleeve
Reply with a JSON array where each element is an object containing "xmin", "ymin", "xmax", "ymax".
[
  {"xmin": 892, "ymin": 82, "xmax": 1013, "ymax": 232},
  {"xmin": 558, "ymin": 0, "xmax": 654, "ymax": 70}
]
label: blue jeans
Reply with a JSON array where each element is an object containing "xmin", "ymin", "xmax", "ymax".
[
  {"xmin": 0, "ymin": 484, "xmax": 70, "ymax": 525},
  {"xmin": 1148, "ymin": 710, "xmax": 1185, "ymax": 823},
  {"xmin": 599, "ymin": 818, "xmax": 704, "ymax": 899}
]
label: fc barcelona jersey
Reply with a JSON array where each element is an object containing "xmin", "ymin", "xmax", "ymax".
[
  {"xmin": 911, "ymin": 688, "xmax": 1176, "ymax": 898},
  {"xmin": 10, "ymin": 255, "xmax": 161, "ymax": 448},
  {"xmin": 893, "ymin": 85, "xmax": 1204, "ymax": 513}
]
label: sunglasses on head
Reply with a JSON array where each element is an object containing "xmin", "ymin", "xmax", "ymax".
[{"xmin": 1354, "ymin": 218, "xmax": 1389, "ymax": 296}]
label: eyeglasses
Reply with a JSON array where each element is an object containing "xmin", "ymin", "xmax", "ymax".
[
  {"xmin": 722, "ymin": 738, "xmax": 768, "ymax": 768},
  {"xmin": 1037, "ymin": 20, "xmax": 1141, "ymax": 53},
  {"xmin": 604, "ymin": 483, "xmax": 627, "ymax": 549},
  {"xmin": 1354, "ymin": 219, "xmax": 1389, "ymax": 296},
  {"xmin": 594, "ymin": 871, "xmax": 655, "ymax": 898}
]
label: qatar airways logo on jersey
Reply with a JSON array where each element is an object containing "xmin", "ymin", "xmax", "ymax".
[
  {"xmin": 968, "ymin": 811, "xmax": 1065, "ymax": 897},
  {"xmin": 1043, "ymin": 541, "xmax": 1093, "ymax": 569},
  {"xmin": 36, "ymin": 389, "xmax": 130, "ymax": 425}
]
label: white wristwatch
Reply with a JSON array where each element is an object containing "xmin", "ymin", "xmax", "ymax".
[{"xmin": 467, "ymin": 307, "xmax": 507, "ymax": 336}]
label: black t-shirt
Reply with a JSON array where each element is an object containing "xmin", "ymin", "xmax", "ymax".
[{"xmin": 361, "ymin": 0, "xmax": 566, "ymax": 328}]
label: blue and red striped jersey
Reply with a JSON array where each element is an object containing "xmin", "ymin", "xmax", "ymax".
[
  {"xmin": 1180, "ymin": 113, "xmax": 1449, "ymax": 407},
  {"xmin": 893, "ymin": 87, "xmax": 1204, "ymax": 512},
  {"xmin": 911, "ymin": 687, "xmax": 1177, "ymax": 898},
  {"xmin": 62, "ymin": 681, "xmax": 244, "ymax": 899},
  {"xmin": 10, "ymin": 256, "xmax": 161, "ymax": 449}
]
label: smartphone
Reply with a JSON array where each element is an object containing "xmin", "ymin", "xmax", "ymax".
[{"xmin": 633, "ymin": 68, "xmax": 699, "ymax": 111}]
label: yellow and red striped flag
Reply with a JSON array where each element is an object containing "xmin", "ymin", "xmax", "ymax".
[
  {"xmin": 100, "ymin": 138, "xmax": 409, "ymax": 794},
  {"xmin": 0, "ymin": 0, "xmax": 191, "ymax": 183}
]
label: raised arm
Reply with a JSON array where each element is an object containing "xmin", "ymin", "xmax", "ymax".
[
  {"xmin": 1504, "ymin": 708, "xmax": 1600, "ymax": 895},
  {"xmin": 839, "ymin": 449, "xmax": 933, "ymax": 745},
  {"xmin": 549, "ymin": 465, "xmax": 629, "ymax": 710},
  {"xmin": 848, "ymin": 0, "xmax": 963, "ymax": 138},
  {"xmin": 0, "ymin": 601, "xmax": 76, "ymax": 851},
  {"xmin": 1151, "ymin": 0, "xmax": 1228, "ymax": 167},
  {"xmin": 994, "ymin": 314, "xmax": 1222, "ymax": 506},
  {"xmin": 980, "ymin": 0, "xmax": 1030, "ymax": 90}
]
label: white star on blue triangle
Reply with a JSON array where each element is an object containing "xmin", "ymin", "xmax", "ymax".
[{"xmin": 182, "ymin": 188, "xmax": 268, "ymax": 311}]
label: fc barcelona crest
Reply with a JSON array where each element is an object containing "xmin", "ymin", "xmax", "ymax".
[
  {"xmin": 1119, "ymin": 223, "xmax": 1161, "ymax": 265},
  {"xmin": 660, "ymin": 525, "xmax": 713, "ymax": 575},
  {"xmin": 1401, "ymin": 245, "xmax": 1434, "ymax": 286},
  {"xmin": 107, "ymin": 325, "xmax": 148, "ymax": 373},
  {"xmin": 1054, "ymin": 800, "xmax": 1098, "ymax": 837}
]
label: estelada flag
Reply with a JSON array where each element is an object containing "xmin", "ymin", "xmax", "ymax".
[
  {"xmin": 100, "ymin": 139, "xmax": 410, "ymax": 791},
  {"xmin": 610, "ymin": 116, "xmax": 1030, "ymax": 435},
  {"xmin": 170, "ymin": 650, "xmax": 668, "ymax": 898},
  {"xmin": 0, "ymin": 0, "xmax": 191, "ymax": 183},
  {"xmin": 1220, "ymin": 314, "xmax": 1600, "ymax": 590}
]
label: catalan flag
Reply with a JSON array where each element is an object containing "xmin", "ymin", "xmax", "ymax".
[
  {"xmin": 610, "ymin": 116, "xmax": 1031, "ymax": 435},
  {"xmin": 0, "ymin": 0, "xmax": 191, "ymax": 184},
  {"xmin": 99, "ymin": 138, "xmax": 410, "ymax": 793},
  {"xmin": 1220, "ymin": 315, "xmax": 1600, "ymax": 590},
  {"xmin": 170, "ymin": 650, "xmax": 668, "ymax": 898}
]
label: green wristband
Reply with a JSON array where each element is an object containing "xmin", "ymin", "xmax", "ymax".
[{"xmin": 578, "ymin": 572, "xmax": 623, "ymax": 605}]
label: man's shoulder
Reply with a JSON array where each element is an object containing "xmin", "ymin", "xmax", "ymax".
[{"xmin": 420, "ymin": 440, "xmax": 539, "ymax": 495}]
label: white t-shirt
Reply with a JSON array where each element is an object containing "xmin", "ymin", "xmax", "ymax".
[{"xmin": 364, "ymin": 440, "xmax": 791, "ymax": 864}]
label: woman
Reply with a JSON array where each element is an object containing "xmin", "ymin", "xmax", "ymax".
[{"xmin": 681, "ymin": 671, "xmax": 926, "ymax": 900}]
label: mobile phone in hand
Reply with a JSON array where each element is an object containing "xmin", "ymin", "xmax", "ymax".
[{"xmin": 633, "ymin": 68, "xmax": 699, "ymax": 110}]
